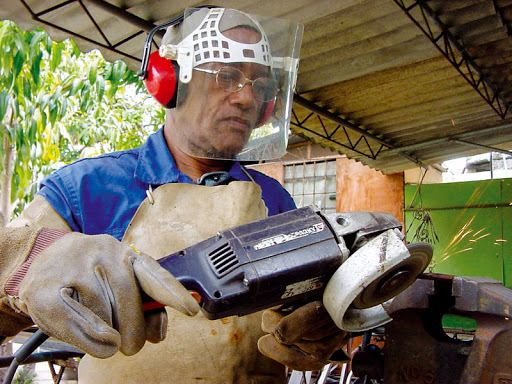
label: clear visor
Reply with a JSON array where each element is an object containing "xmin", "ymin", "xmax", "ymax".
[{"xmin": 166, "ymin": 8, "xmax": 303, "ymax": 161}]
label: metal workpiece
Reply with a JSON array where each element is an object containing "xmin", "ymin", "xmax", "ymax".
[
  {"xmin": 451, "ymin": 276, "xmax": 512, "ymax": 317},
  {"xmin": 365, "ymin": 274, "xmax": 512, "ymax": 384}
]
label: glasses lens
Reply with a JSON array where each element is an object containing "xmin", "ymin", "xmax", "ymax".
[
  {"xmin": 253, "ymin": 78, "xmax": 278, "ymax": 102},
  {"xmin": 215, "ymin": 66, "xmax": 277, "ymax": 102},
  {"xmin": 216, "ymin": 67, "xmax": 244, "ymax": 92}
]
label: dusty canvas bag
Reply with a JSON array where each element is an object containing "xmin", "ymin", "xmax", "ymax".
[{"xmin": 78, "ymin": 181, "xmax": 286, "ymax": 384}]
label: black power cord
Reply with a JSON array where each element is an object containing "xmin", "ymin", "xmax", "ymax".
[{"xmin": 3, "ymin": 329, "xmax": 49, "ymax": 384}]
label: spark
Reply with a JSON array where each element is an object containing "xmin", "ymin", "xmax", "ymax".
[
  {"xmin": 417, "ymin": 183, "xmax": 502, "ymax": 270},
  {"xmin": 472, "ymin": 232, "xmax": 491, "ymax": 242},
  {"xmin": 433, "ymin": 214, "xmax": 491, "ymax": 268},
  {"xmin": 473, "ymin": 228, "xmax": 486, "ymax": 237},
  {"xmin": 445, "ymin": 217, "xmax": 475, "ymax": 250},
  {"xmin": 437, "ymin": 247, "xmax": 473, "ymax": 264}
]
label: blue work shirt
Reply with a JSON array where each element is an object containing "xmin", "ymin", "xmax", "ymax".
[{"xmin": 38, "ymin": 128, "xmax": 296, "ymax": 240}]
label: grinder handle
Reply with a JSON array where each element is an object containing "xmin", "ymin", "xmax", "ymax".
[
  {"xmin": 129, "ymin": 244, "xmax": 202, "ymax": 311},
  {"xmin": 142, "ymin": 291, "xmax": 202, "ymax": 312}
]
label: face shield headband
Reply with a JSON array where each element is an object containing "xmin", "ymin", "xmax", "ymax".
[{"xmin": 160, "ymin": 8, "xmax": 272, "ymax": 83}]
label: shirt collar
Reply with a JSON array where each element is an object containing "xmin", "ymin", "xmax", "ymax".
[
  {"xmin": 135, "ymin": 128, "xmax": 251, "ymax": 185},
  {"xmin": 135, "ymin": 128, "xmax": 189, "ymax": 184},
  {"xmin": 228, "ymin": 161, "xmax": 253, "ymax": 182}
]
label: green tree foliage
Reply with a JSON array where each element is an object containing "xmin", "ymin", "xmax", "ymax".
[{"xmin": 0, "ymin": 20, "xmax": 164, "ymax": 224}]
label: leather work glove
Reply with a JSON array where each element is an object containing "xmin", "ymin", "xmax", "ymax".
[
  {"xmin": 258, "ymin": 300, "xmax": 351, "ymax": 371},
  {"xmin": 4, "ymin": 228, "xmax": 200, "ymax": 358}
]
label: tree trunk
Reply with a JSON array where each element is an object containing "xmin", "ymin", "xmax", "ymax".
[
  {"xmin": 0, "ymin": 109, "xmax": 14, "ymax": 227},
  {"xmin": 0, "ymin": 110, "xmax": 14, "ymax": 381}
]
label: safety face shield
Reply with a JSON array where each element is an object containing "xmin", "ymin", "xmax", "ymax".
[{"xmin": 160, "ymin": 7, "xmax": 303, "ymax": 161}]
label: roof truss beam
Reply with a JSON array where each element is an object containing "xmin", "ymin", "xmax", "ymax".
[
  {"xmin": 292, "ymin": 95, "xmax": 425, "ymax": 167},
  {"xmin": 380, "ymin": 123, "xmax": 512, "ymax": 155},
  {"xmin": 17, "ymin": 0, "xmax": 153, "ymax": 62},
  {"xmin": 393, "ymin": 0, "xmax": 510, "ymax": 119}
]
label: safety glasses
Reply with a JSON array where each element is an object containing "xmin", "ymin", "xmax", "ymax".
[{"xmin": 194, "ymin": 66, "xmax": 278, "ymax": 102}]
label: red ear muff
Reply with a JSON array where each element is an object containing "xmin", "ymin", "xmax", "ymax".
[
  {"xmin": 139, "ymin": 8, "xmax": 214, "ymax": 107},
  {"xmin": 144, "ymin": 51, "xmax": 179, "ymax": 108},
  {"xmin": 257, "ymin": 98, "xmax": 276, "ymax": 126}
]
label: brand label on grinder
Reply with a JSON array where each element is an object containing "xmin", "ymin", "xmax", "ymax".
[
  {"xmin": 281, "ymin": 277, "xmax": 325, "ymax": 299},
  {"xmin": 253, "ymin": 222, "xmax": 325, "ymax": 250}
]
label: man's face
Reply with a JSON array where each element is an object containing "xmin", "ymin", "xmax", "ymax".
[{"xmin": 172, "ymin": 27, "xmax": 271, "ymax": 159}]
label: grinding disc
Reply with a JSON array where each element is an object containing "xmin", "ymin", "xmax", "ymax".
[
  {"xmin": 352, "ymin": 242, "xmax": 433, "ymax": 309},
  {"xmin": 323, "ymin": 229, "xmax": 433, "ymax": 331}
]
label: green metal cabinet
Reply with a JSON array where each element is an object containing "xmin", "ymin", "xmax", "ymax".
[{"xmin": 404, "ymin": 179, "xmax": 511, "ymax": 288}]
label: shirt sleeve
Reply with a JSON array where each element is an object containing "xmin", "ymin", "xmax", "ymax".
[
  {"xmin": 243, "ymin": 168, "xmax": 296, "ymax": 215},
  {"xmin": 279, "ymin": 187, "xmax": 297, "ymax": 212},
  {"xmin": 37, "ymin": 170, "xmax": 82, "ymax": 233}
]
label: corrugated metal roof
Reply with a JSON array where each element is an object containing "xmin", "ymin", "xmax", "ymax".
[{"xmin": 2, "ymin": 0, "xmax": 512, "ymax": 173}]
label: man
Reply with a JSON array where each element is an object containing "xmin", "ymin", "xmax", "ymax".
[{"xmin": 0, "ymin": 8, "xmax": 348, "ymax": 383}]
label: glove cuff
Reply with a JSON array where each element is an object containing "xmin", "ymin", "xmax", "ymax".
[{"xmin": 5, "ymin": 228, "xmax": 68, "ymax": 297}]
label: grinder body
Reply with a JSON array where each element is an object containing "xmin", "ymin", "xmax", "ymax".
[{"xmin": 155, "ymin": 206, "xmax": 405, "ymax": 320}]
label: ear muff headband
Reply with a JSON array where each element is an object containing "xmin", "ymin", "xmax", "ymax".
[{"xmin": 138, "ymin": 14, "xmax": 184, "ymax": 81}]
